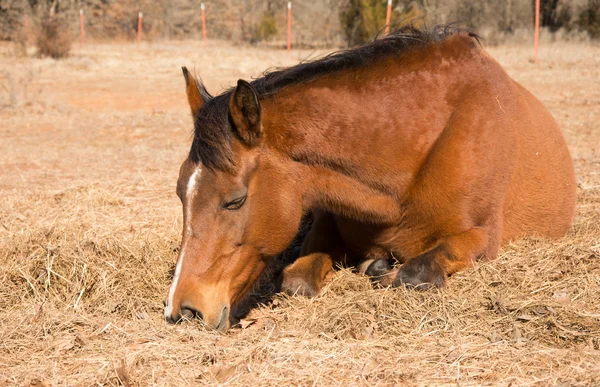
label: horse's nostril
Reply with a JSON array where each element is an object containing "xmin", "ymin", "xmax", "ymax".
[
  {"xmin": 165, "ymin": 314, "xmax": 179, "ymax": 324},
  {"xmin": 180, "ymin": 306, "xmax": 203, "ymax": 321},
  {"xmin": 180, "ymin": 308, "xmax": 194, "ymax": 320}
]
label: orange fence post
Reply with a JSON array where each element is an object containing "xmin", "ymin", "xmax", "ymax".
[
  {"xmin": 385, "ymin": 0, "xmax": 392, "ymax": 36},
  {"xmin": 79, "ymin": 9, "xmax": 85, "ymax": 46},
  {"xmin": 201, "ymin": 3, "xmax": 207, "ymax": 48},
  {"xmin": 534, "ymin": 0, "xmax": 540, "ymax": 64},
  {"xmin": 137, "ymin": 11, "xmax": 143, "ymax": 46},
  {"xmin": 287, "ymin": 2, "xmax": 292, "ymax": 52}
]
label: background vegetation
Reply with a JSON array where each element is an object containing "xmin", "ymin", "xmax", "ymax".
[{"xmin": 1, "ymin": 0, "xmax": 599, "ymax": 48}]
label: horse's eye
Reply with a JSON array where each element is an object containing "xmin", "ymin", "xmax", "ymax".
[{"xmin": 223, "ymin": 195, "xmax": 246, "ymax": 210}]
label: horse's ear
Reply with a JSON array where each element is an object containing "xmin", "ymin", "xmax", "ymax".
[
  {"xmin": 229, "ymin": 79, "xmax": 261, "ymax": 146},
  {"xmin": 182, "ymin": 66, "xmax": 211, "ymax": 118}
]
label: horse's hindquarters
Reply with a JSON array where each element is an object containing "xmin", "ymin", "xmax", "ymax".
[{"xmin": 502, "ymin": 83, "xmax": 576, "ymax": 242}]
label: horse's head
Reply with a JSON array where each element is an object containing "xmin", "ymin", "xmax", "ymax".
[{"xmin": 164, "ymin": 68, "xmax": 303, "ymax": 331}]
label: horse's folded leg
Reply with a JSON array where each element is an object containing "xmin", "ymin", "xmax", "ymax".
[
  {"xmin": 393, "ymin": 250, "xmax": 447, "ymax": 289},
  {"xmin": 393, "ymin": 227, "xmax": 490, "ymax": 290},
  {"xmin": 280, "ymin": 252, "xmax": 333, "ymax": 297}
]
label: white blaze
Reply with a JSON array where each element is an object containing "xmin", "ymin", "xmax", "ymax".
[{"xmin": 164, "ymin": 166, "xmax": 201, "ymax": 319}]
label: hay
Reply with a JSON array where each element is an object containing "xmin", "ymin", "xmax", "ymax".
[{"xmin": 0, "ymin": 40, "xmax": 599, "ymax": 386}]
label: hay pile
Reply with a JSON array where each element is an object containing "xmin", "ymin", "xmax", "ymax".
[{"xmin": 0, "ymin": 41, "xmax": 599, "ymax": 386}]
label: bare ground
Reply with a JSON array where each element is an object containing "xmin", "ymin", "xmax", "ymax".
[{"xmin": 0, "ymin": 40, "xmax": 599, "ymax": 386}]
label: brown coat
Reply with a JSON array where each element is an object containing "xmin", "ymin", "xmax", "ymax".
[{"xmin": 164, "ymin": 28, "xmax": 576, "ymax": 331}]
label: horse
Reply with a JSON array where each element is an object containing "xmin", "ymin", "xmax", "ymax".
[{"xmin": 163, "ymin": 26, "xmax": 576, "ymax": 331}]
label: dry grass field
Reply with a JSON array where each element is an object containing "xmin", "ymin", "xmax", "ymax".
[{"xmin": 1, "ymin": 39, "xmax": 599, "ymax": 386}]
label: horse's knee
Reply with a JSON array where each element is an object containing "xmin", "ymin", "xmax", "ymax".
[
  {"xmin": 280, "ymin": 273, "xmax": 320, "ymax": 297},
  {"xmin": 280, "ymin": 253, "xmax": 333, "ymax": 297}
]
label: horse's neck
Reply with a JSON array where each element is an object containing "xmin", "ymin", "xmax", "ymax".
[
  {"xmin": 259, "ymin": 39, "xmax": 479, "ymax": 224},
  {"xmin": 261, "ymin": 79, "xmax": 421, "ymax": 224},
  {"xmin": 260, "ymin": 65, "xmax": 468, "ymax": 223}
]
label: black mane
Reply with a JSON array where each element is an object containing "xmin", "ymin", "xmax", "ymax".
[{"xmin": 189, "ymin": 25, "xmax": 477, "ymax": 171}]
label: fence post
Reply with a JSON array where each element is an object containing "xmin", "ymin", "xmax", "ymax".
[
  {"xmin": 287, "ymin": 2, "xmax": 292, "ymax": 52},
  {"xmin": 137, "ymin": 11, "xmax": 143, "ymax": 46},
  {"xmin": 201, "ymin": 3, "xmax": 207, "ymax": 48},
  {"xmin": 534, "ymin": 0, "xmax": 540, "ymax": 63},
  {"xmin": 79, "ymin": 9, "xmax": 85, "ymax": 46},
  {"xmin": 385, "ymin": 0, "xmax": 392, "ymax": 36}
]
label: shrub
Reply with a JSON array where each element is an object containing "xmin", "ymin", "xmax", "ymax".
[
  {"xmin": 339, "ymin": 0, "xmax": 426, "ymax": 47},
  {"xmin": 253, "ymin": 13, "xmax": 278, "ymax": 42},
  {"xmin": 340, "ymin": 0, "xmax": 389, "ymax": 46},
  {"xmin": 36, "ymin": 16, "xmax": 71, "ymax": 59},
  {"xmin": 578, "ymin": 0, "xmax": 600, "ymax": 39}
]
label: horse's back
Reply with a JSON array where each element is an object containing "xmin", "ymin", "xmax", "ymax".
[{"xmin": 501, "ymin": 80, "xmax": 576, "ymax": 241}]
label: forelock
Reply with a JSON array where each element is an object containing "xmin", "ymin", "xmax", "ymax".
[{"xmin": 189, "ymin": 93, "xmax": 236, "ymax": 171}]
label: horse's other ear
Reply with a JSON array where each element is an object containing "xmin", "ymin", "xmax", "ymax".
[
  {"xmin": 182, "ymin": 66, "xmax": 211, "ymax": 118},
  {"xmin": 229, "ymin": 79, "xmax": 261, "ymax": 146}
]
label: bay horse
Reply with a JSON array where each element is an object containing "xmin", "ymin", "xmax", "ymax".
[{"xmin": 163, "ymin": 26, "xmax": 576, "ymax": 331}]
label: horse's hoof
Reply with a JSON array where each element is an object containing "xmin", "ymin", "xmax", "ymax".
[
  {"xmin": 392, "ymin": 255, "xmax": 446, "ymax": 289},
  {"xmin": 358, "ymin": 259, "xmax": 396, "ymax": 287},
  {"xmin": 364, "ymin": 259, "xmax": 392, "ymax": 278}
]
